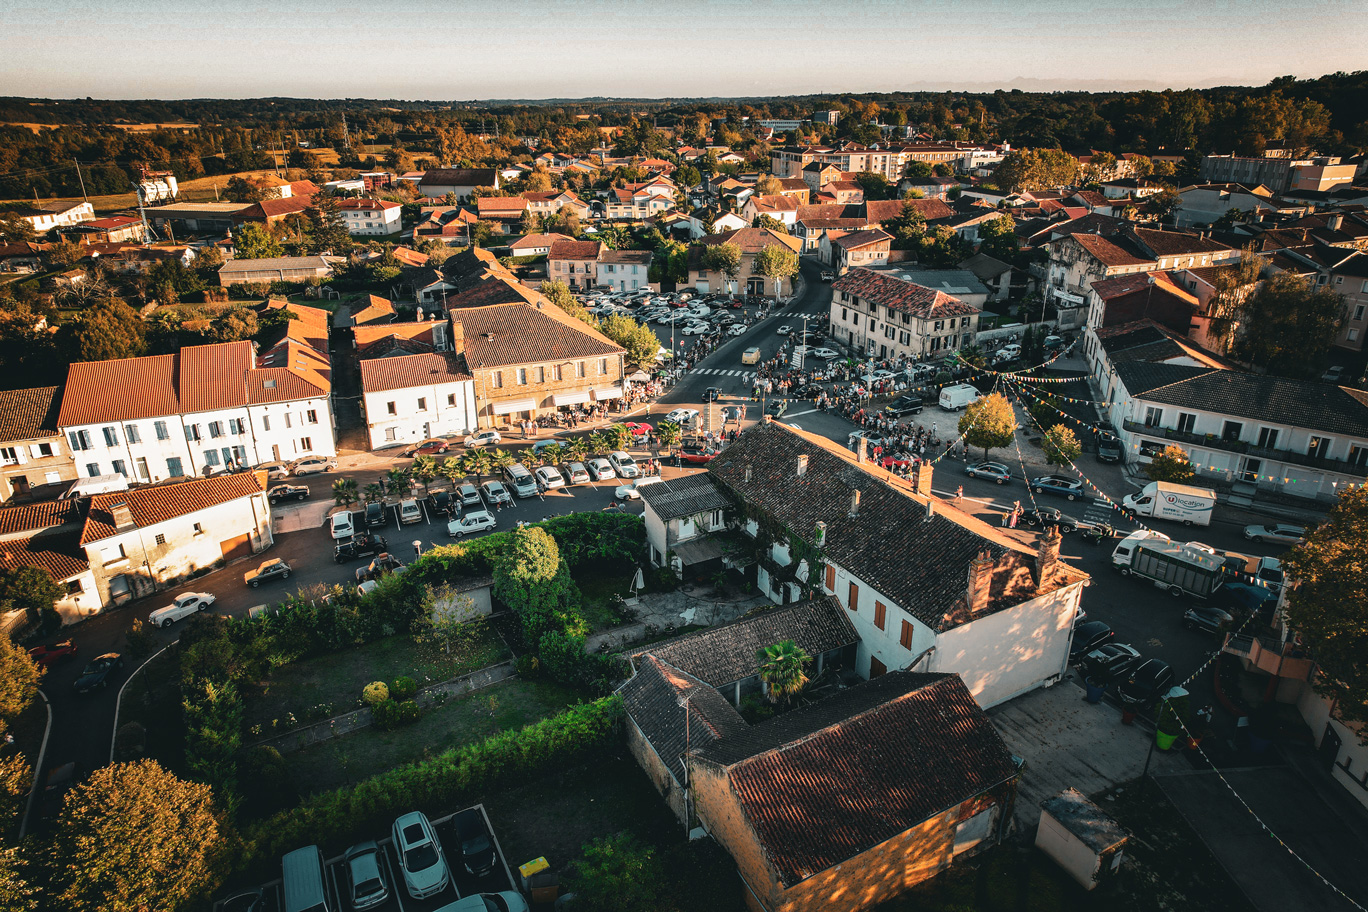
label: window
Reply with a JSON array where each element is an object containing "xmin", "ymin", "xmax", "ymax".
[
  {"xmin": 0, "ymin": 447, "xmax": 16, "ymax": 466},
  {"xmin": 1351, "ymin": 329, "xmax": 1361, "ymax": 343},
  {"xmin": 900, "ymin": 620, "xmax": 913, "ymax": 649},
  {"xmin": 111, "ymin": 459, "xmax": 126, "ymax": 476},
  {"xmin": 154, "ymin": 533, "xmax": 166, "ymax": 546},
  {"xmin": 208, "ymin": 421, "xmax": 224, "ymax": 439},
  {"xmin": 576, "ymin": 361, "xmax": 585, "ymax": 378},
  {"xmin": 135, "ymin": 457, "xmax": 148, "ymax": 480},
  {"xmin": 1257, "ymin": 427, "xmax": 1279, "ymax": 449},
  {"xmin": 416, "ymin": 398, "xmax": 427, "ymax": 411},
  {"xmin": 447, "ymin": 393, "xmax": 457, "ymax": 407},
  {"xmin": 307, "ymin": 410, "xmax": 318, "ymax": 424},
  {"xmin": 841, "ymin": 307, "xmax": 848, "ymax": 321},
  {"xmin": 553, "ymin": 365, "xmax": 562, "ymax": 381},
  {"xmin": 870, "ymin": 657, "xmax": 887, "ymax": 677},
  {"xmin": 186, "ymin": 424, "xmax": 201, "ymax": 442},
  {"xmin": 203, "ymin": 449, "xmax": 220, "ymax": 467},
  {"xmin": 299, "ymin": 437, "xmax": 312, "ymax": 451},
  {"xmin": 1176, "ymin": 412, "xmax": 1196, "ymax": 434},
  {"xmin": 86, "ymin": 463, "xmax": 100, "ymax": 477},
  {"xmin": 193, "ymin": 522, "xmax": 204, "ymax": 535},
  {"xmin": 65, "ymin": 579, "xmax": 83, "ymax": 595},
  {"xmin": 1144, "ymin": 407, "xmax": 1163, "ymax": 427},
  {"xmin": 1350, "ymin": 444, "xmax": 1368, "ymax": 469},
  {"xmin": 124, "ymin": 424, "xmax": 141, "ymax": 444},
  {"xmin": 261, "ymin": 415, "xmax": 271, "ymax": 431},
  {"xmin": 33, "ymin": 442, "xmax": 53, "ymax": 458},
  {"xmin": 492, "ymin": 371, "xmax": 503, "ymax": 389},
  {"xmin": 847, "ymin": 581, "xmax": 859, "ymax": 612},
  {"xmin": 599, "ymin": 358, "xmax": 608, "ymax": 375},
  {"xmin": 517, "ymin": 368, "xmax": 527, "ymax": 385},
  {"xmin": 166, "ymin": 457, "xmax": 182, "ymax": 477},
  {"xmin": 1221, "ymin": 420, "xmax": 1243, "ymax": 442},
  {"xmin": 874, "ymin": 601, "xmax": 886, "ymax": 631},
  {"xmin": 68, "ymin": 430, "xmax": 93, "ymax": 451},
  {"xmin": 1308, "ymin": 436, "xmax": 1330, "ymax": 459},
  {"xmin": 229, "ymin": 418, "xmax": 245, "ymax": 435},
  {"xmin": 1355, "ymin": 305, "xmax": 1366, "ymax": 322},
  {"xmin": 284, "ymin": 413, "xmax": 292, "ymax": 429},
  {"xmin": 387, "ymin": 401, "xmax": 397, "ymax": 415},
  {"xmin": 385, "ymin": 427, "xmax": 397, "ymax": 441},
  {"xmin": 102, "ymin": 426, "xmax": 119, "ymax": 447},
  {"xmin": 825, "ymin": 564, "xmax": 836, "ymax": 591}
]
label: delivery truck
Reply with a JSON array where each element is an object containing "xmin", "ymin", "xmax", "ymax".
[
  {"xmin": 1111, "ymin": 530, "xmax": 1226, "ymax": 599},
  {"xmin": 938, "ymin": 383, "xmax": 981, "ymax": 411},
  {"xmin": 1120, "ymin": 481, "xmax": 1215, "ymax": 527}
]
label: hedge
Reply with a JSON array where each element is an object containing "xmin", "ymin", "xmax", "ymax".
[{"xmin": 241, "ymin": 695, "xmax": 624, "ymax": 871}]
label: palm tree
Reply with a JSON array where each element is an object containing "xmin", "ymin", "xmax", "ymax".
[
  {"xmin": 386, "ymin": 466, "xmax": 413, "ymax": 497},
  {"xmin": 411, "ymin": 455, "xmax": 438, "ymax": 493},
  {"xmin": 363, "ymin": 482, "xmax": 384, "ymax": 503},
  {"xmin": 588, "ymin": 431, "xmax": 611, "ymax": 455},
  {"xmin": 757, "ymin": 640, "xmax": 811, "ymax": 704},
  {"xmin": 331, "ymin": 477, "xmax": 358, "ymax": 507},
  {"xmin": 463, "ymin": 449, "xmax": 493, "ymax": 482},
  {"xmin": 655, "ymin": 420, "xmax": 682, "ymax": 454},
  {"xmin": 540, "ymin": 442, "xmax": 566, "ymax": 466},
  {"xmin": 603, "ymin": 424, "xmax": 631, "ymax": 451},
  {"xmin": 439, "ymin": 456, "xmax": 465, "ymax": 488},
  {"xmin": 488, "ymin": 448, "xmax": 515, "ymax": 476},
  {"xmin": 566, "ymin": 437, "xmax": 590, "ymax": 463}
]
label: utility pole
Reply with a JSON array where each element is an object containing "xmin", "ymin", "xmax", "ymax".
[
  {"xmin": 341, "ymin": 112, "xmax": 351, "ymax": 152},
  {"xmin": 73, "ymin": 160, "xmax": 88, "ymax": 202}
]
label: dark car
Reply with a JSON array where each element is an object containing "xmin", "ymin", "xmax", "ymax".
[
  {"xmin": 1070, "ymin": 620, "xmax": 1115, "ymax": 662},
  {"xmin": 243, "ymin": 558, "xmax": 292, "ymax": 589},
  {"xmin": 73, "ymin": 653, "xmax": 124, "ymax": 694},
  {"xmin": 1079, "ymin": 643, "xmax": 1143, "ymax": 682},
  {"xmin": 426, "ymin": 491, "xmax": 454, "ymax": 517},
  {"xmin": 702, "ymin": 387, "xmax": 722, "ymax": 402},
  {"xmin": 335, "ymin": 534, "xmax": 389, "ymax": 564},
  {"xmin": 1117, "ymin": 659, "xmax": 1175, "ymax": 708},
  {"xmin": 1096, "ymin": 435, "xmax": 1123, "ymax": 464},
  {"xmin": 1210, "ymin": 581, "xmax": 1277, "ymax": 616},
  {"xmin": 886, "ymin": 394, "xmax": 924, "ymax": 417},
  {"xmin": 1031, "ymin": 474, "xmax": 1086, "ymax": 500},
  {"xmin": 28, "ymin": 640, "xmax": 78, "ymax": 668},
  {"xmin": 356, "ymin": 553, "xmax": 405, "ymax": 583},
  {"xmin": 1184, "ymin": 605, "xmax": 1234, "ymax": 634},
  {"xmin": 1020, "ymin": 506, "xmax": 1081, "ymax": 532},
  {"xmin": 767, "ymin": 399, "xmax": 788, "ymax": 418},
  {"xmin": 792, "ymin": 384, "xmax": 825, "ymax": 400},
  {"xmin": 267, "ymin": 483, "xmax": 310, "ymax": 504},
  {"xmin": 452, "ymin": 808, "xmax": 497, "ymax": 878},
  {"xmin": 403, "ymin": 438, "xmax": 450, "ymax": 457},
  {"xmin": 217, "ymin": 889, "xmax": 266, "ymax": 912},
  {"xmin": 364, "ymin": 500, "xmax": 388, "ymax": 529}
]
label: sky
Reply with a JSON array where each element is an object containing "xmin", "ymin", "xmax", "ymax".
[{"xmin": 2, "ymin": 0, "xmax": 1367, "ymax": 100}]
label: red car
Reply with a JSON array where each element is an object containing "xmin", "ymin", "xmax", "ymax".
[
  {"xmin": 404, "ymin": 439, "xmax": 450, "ymax": 457},
  {"xmin": 678, "ymin": 446, "xmax": 720, "ymax": 464},
  {"xmin": 620, "ymin": 422, "xmax": 652, "ymax": 439},
  {"xmin": 28, "ymin": 640, "xmax": 77, "ymax": 667}
]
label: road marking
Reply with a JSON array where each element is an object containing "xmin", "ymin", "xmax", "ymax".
[{"xmin": 785, "ymin": 408, "xmax": 819, "ymax": 418}]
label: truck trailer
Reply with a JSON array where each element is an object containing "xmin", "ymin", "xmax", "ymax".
[{"xmin": 1111, "ymin": 531, "xmax": 1226, "ymax": 599}]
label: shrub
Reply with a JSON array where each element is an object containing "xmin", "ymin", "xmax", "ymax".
[
  {"xmin": 567, "ymin": 833, "xmax": 667, "ymax": 912},
  {"xmin": 514, "ymin": 654, "xmax": 541, "ymax": 678},
  {"xmin": 362, "ymin": 681, "xmax": 390, "ymax": 707},
  {"xmin": 390, "ymin": 676, "xmax": 418, "ymax": 701},
  {"xmin": 373, "ymin": 699, "xmax": 421, "ymax": 731},
  {"xmin": 539, "ymin": 632, "xmax": 629, "ymax": 695}
]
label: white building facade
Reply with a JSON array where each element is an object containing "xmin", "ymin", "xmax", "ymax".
[{"xmin": 359, "ymin": 353, "xmax": 478, "ymax": 450}]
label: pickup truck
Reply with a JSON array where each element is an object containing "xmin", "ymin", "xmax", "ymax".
[{"xmin": 268, "ymin": 484, "xmax": 310, "ymax": 504}]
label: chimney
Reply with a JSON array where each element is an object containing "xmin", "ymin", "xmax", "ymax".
[
  {"xmin": 910, "ymin": 462, "xmax": 933, "ymax": 497},
  {"xmin": 1328, "ymin": 214, "xmax": 1344, "ymax": 231},
  {"xmin": 796, "ymin": 454, "xmax": 808, "ymax": 476},
  {"xmin": 857, "ymin": 436, "xmax": 867, "ymax": 463},
  {"xmin": 450, "ymin": 318, "xmax": 465, "ymax": 354},
  {"xmin": 966, "ymin": 550, "xmax": 994, "ymax": 614},
  {"xmin": 849, "ymin": 489, "xmax": 861, "ymax": 517},
  {"xmin": 924, "ymin": 498, "xmax": 935, "ymax": 523},
  {"xmin": 1034, "ymin": 526, "xmax": 1063, "ymax": 586},
  {"xmin": 110, "ymin": 502, "xmax": 135, "ymax": 530},
  {"xmin": 744, "ymin": 464, "xmax": 752, "ymax": 484},
  {"xmin": 814, "ymin": 521, "xmax": 827, "ymax": 548}
]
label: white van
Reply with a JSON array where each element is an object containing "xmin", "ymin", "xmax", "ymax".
[
  {"xmin": 504, "ymin": 463, "xmax": 538, "ymax": 498},
  {"xmin": 938, "ymin": 383, "xmax": 981, "ymax": 411},
  {"xmin": 61, "ymin": 474, "xmax": 130, "ymax": 500}
]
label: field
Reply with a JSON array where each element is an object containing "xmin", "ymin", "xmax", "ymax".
[{"xmin": 0, "ymin": 169, "xmax": 296, "ymax": 213}]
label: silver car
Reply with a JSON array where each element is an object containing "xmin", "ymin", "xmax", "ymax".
[
  {"xmin": 1242, "ymin": 523, "xmax": 1306, "ymax": 545},
  {"xmin": 344, "ymin": 841, "xmax": 389, "ymax": 910},
  {"xmin": 391, "ymin": 812, "xmax": 450, "ymax": 900}
]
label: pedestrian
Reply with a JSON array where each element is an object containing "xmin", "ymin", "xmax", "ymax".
[{"xmin": 955, "ymin": 485, "xmax": 963, "ymax": 502}]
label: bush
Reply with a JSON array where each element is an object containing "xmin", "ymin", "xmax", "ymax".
[
  {"xmin": 372, "ymin": 699, "xmax": 421, "ymax": 730},
  {"xmin": 362, "ymin": 681, "xmax": 390, "ymax": 707},
  {"xmin": 390, "ymin": 676, "xmax": 418, "ymax": 701},
  {"xmin": 539, "ymin": 631, "xmax": 629, "ymax": 695},
  {"xmin": 242, "ymin": 696, "xmax": 624, "ymax": 870},
  {"xmin": 567, "ymin": 833, "xmax": 667, "ymax": 912},
  {"xmin": 514, "ymin": 654, "xmax": 541, "ymax": 678},
  {"xmin": 123, "ymin": 619, "xmax": 159, "ymax": 661}
]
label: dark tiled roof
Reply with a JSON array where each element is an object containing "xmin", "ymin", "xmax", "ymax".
[
  {"xmin": 457, "ymin": 302, "xmax": 622, "ymax": 369},
  {"xmin": 1061, "ymin": 232, "xmax": 1154, "ymax": 268},
  {"xmin": 548, "ymin": 239, "xmax": 602, "ymax": 260},
  {"xmin": 1113, "ymin": 362, "xmax": 1368, "ymax": 437},
  {"xmin": 694, "ymin": 672, "xmax": 1018, "ymax": 886},
  {"xmin": 81, "ymin": 472, "xmax": 267, "ymax": 545},
  {"xmin": 832, "ymin": 269, "xmax": 979, "ymax": 319},
  {"xmin": 632, "ymin": 597, "xmax": 857, "ymax": 689},
  {"xmin": 597, "ymin": 249, "xmax": 653, "ymax": 266},
  {"xmin": 360, "ymin": 352, "xmax": 472, "ymax": 394},
  {"xmin": 1128, "ymin": 227, "xmax": 1234, "ymax": 257},
  {"xmin": 637, "ymin": 472, "xmax": 732, "ymax": 521},
  {"xmin": 865, "ymin": 198, "xmax": 954, "ymax": 223},
  {"xmin": 419, "ymin": 169, "xmax": 499, "ymax": 188},
  {"xmin": 833, "ymin": 229, "xmax": 892, "ymax": 250},
  {"xmin": 618, "ymin": 655, "xmax": 748, "ymax": 785},
  {"xmin": 0, "ymin": 387, "xmax": 63, "ymax": 441},
  {"xmin": 0, "ymin": 500, "xmax": 82, "ymax": 537}
]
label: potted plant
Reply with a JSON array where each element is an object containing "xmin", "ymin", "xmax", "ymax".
[{"xmin": 1155, "ymin": 692, "xmax": 1191, "ymax": 750}]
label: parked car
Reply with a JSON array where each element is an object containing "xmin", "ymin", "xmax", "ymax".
[
  {"xmin": 664, "ymin": 408, "xmax": 700, "ymax": 427},
  {"xmin": 811, "ymin": 347, "xmax": 839, "ymax": 360},
  {"xmin": 1031, "ymin": 474, "xmax": 1086, "ymax": 500},
  {"xmin": 1184, "ymin": 605, "xmax": 1234, "ymax": 634},
  {"xmin": 335, "ymin": 533, "xmax": 389, "ymax": 563},
  {"xmin": 292, "ymin": 455, "xmax": 337, "ymax": 475},
  {"xmin": 148, "ymin": 592, "xmax": 215, "ymax": 628},
  {"xmin": 403, "ymin": 438, "xmax": 449, "ymax": 457},
  {"xmin": 464, "ymin": 430, "xmax": 502, "ymax": 448},
  {"xmin": 620, "ymin": 422, "xmax": 652, "ymax": 440},
  {"xmin": 702, "ymin": 387, "xmax": 721, "ymax": 402},
  {"xmin": 678, "ymin": 444, "xmax": 720, "ymax": 464},
  {"xmin": 267, "ymin": 483, "xmax": 310, "ymax": 504},
  {"xmin": 534, "ymin": 466, "xmax": 565, "ymax": 489},
  {"xmin": 1079, "ymin": 643, "xmax": 1142, "ymax": 682},
  {"xmin": 1242, "ymin": 523, "xmax": 1306, "ymax": 545},
  {"xmin": 1020, "ymin": 506, "xmax": 1081, "ymax": 532},
  {"xmin": 244, "ymin": 558, "xmax": 292, "ymax": 589},
  {"xmin": 344, "ymin": 841, "xmax": 389, "ymax": 910},
  {"xmin": 1096, "ymin": 435, "xmax": 1123, "ymax": 464},
  {"xmin": 1322, "ymin": 365, "xmax": 1346, "ymax": 383},
  {"xmin": 449, "ymin": 510, "xmax": 497, "ymax": 537},
  {"xmin": 608, "ymin": 450, "xmax": 639, "ymax": 478},
  {"xmin": 1043, "ymin": 334, "xmax": 1065, "ymax": 349},
  {"xmin": 885, "ymin": 394, "xmax": 924, "ymax": 417},
  {"xmin": 28, "ymin": 640, "xmax": 77, "ymax": 668},
  {"xmin": 258, "ymin": 461, "xmax": 291, "ymax": 481},
  {"xmin": 560, "ymin": 462, "xmax": 590, "ymax": 485},
  {"xmin": 445, "ymin": 894, "xmax": 529, "ymax": 912},
  {"xmin": 426, "ymin": 490, "xmax": 454, "ymax": 517},
  {"xmin": 452, "ymin": 808, "xmax": 497, "ymax": 878},
  {"xmin": 995, "ymin": 344, "xmax": 1022, "ymax": 363},
  {"xmin": 330, "ymin": 510, "xmax": 356, "ymax": 540},
  {"xmin": 399, "ymin": 498, "xmax": 423, "ymax": 524},
  {"xmin": 480, "ymin": 480, "xmax": 512, "ymax": 507},
  {"xmin": 776, "ymin": 325, "xmax": 792, "ymax": 335},
  {"xmin": 585, "ymin": 457, "xmax": 615, "ymax": 481},
  {"xmin": 965, "ymin": 462, "xmax": 1012, "ymax": 484},
  {"xmin": 1070, "ymin": 620, "xmax": 1115, "ymax": 662},
  {"xmin": 727, "ymin": 323, "xmax": 747, "ymax": 336},
  {"xmin": 356, "ymin": 553, "xmax": 405, "ymax": 582},
  {"xmin": 1116, "ymin": 659, "xmax": 1175, "ymax": 708},
  {"xmin": 392, "ymin": 812, "xmax": 450, "ymax": 899},
  {"xmin": 681, "ymin": 321, "xmax": 709, "ymax": 336},
  {"xmin": 616, "ymin": 478, "xmax": 663, "ymax": 500},
  {"xmin": 766, "ymin": 399, "xmax": 787, "ymax": 418},
  {"xmin": 820, "ymin": 270, "xmax": 834, "ymax": 282},
  {"xmin": 72, "ymin": 653, "xmax": 123, "ymax": 693},
  {"xmin": 530, "ymin": 438, "xmax": 567, "ymax": 457},
  {"xmin": 458, "ymin": 482, "xmax": 482, "ymax": 507}
]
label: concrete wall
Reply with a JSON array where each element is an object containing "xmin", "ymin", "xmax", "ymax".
[
  {"xmin": 626, "ymin": 716, "xmax": 689, "ymax": 824},
  {"xmin": 1295, "ymin": 681, "xmax": 1368, "ymax": 812}
]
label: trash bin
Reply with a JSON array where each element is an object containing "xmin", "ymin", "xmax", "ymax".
[{"xmin": 1084, "ymin": 677, "xmax": 1106, "ymax": 704}]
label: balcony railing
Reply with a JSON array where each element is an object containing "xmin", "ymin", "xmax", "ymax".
[{"xmin": 1122, "ymin": 420, "xmax": 1367, "ymax": 477}]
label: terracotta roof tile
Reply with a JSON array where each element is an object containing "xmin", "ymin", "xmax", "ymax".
[
  {"xmin": 1062, "ymin": 232, "xmax": 1154, "ymax": 268},
  {"xmin": 832, "ymin": 268, "xmax": 978, "ymax": 319},
  {"xmin": 0, "ymin": 531, "xmax": 88, "ymax": 581},
  {"xmin": 360, "ymin": 352, "xmax": 472, "ymax": 393},
  {"xmin": 617, "ymin": 655, "xmax": 748, "ymax": 785},
  {"xmin": 354, "ymin": 322, "xmax": 442, "ymax": 355},
  {"xmin": 419, "ymin": 169, "xmax": 499, "ymax": 188},
  {"xmin": 833, "ymin": 229, "xmax": 892, "ymax": 250},
  {"xmin": 0, "ymin": 500, "xmax": 82, "ymax": 537},
  {"xmin": 548, "ymin": 239, "xmax": 603, "ymax": 260},
  {"xmin": 458, "ymin": 302, "xmax": 623, "ymax": 368},
  {"xmin": 0, "ymin": 386, "xmax": 63, "ymax": 441},
  {"xmin": 866, "ymin": 198, "xmax": 954, "ymax": 223},
  {"xmin": 58, "ymin": 352, "xmax": 180, "ymax": 426},
  {"xmin": 81, "ymin": 472, "xmax": 266, "ymax": 545},
  {"xmin": 179, "ymin": 341, "xmax": 255, "ymax": 414}
]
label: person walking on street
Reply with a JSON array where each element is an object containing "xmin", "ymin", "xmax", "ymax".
[{"xmin": 955, "ymin": 485, "xmax": 963, "ymax": 502}]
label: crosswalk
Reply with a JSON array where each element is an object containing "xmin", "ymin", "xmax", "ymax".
[{"xmin": 691, "ymin": 367, "xmax": 757, "ymax": 382}]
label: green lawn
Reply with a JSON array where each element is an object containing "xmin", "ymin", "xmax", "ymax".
[
  {"xmin": 578, "ymin": 572, "xmax": 630, "ymax": 631},
  {"xmin": 281, "ymin": 678, "xmax": 581, "ymax": 795},
  {"xmin": 243, "ymin": 625, "xmax": 509, "ymax": 728}
]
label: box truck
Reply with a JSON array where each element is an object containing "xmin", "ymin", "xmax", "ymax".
[
  {"xmin": 938, "ymin": 383, "xmax": 981, "ymax": 411},
  {"xmin": 1111, "ymin": 530, "xmax": 1225, "ymax": 599},
  {"xmin": 1121, "ymin": 481, "xmax": 1215, "ymax": 527}
]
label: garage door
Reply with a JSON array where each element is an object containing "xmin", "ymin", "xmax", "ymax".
[{"xmin": 220, "ymin": 533, "xmax": 251, "ymax": 562}]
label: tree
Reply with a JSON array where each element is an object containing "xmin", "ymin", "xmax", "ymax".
[
  {"xmin": 385, "ymin": 466, "xmax": 412, "ymax": 496},
  {"xmin": 0, "ymin": 213, "xmax": 35, "ymax": 244},
  {"xmin": 0, "ymin": 845, "xmax": 38, "ymax": 912},
  {"xmin": 332, "ymin": 477, "xmax": 358, "ymax": 506},
  {"xmin": 470, "ymin": 220, "xmax": 496, "ymax": 247},
  {"xmin": 598, "ymin": 313, "xmax": 658, "ymax": 365},
  {"xmin": 1143, "ymin": 445, "xmax": 1195, "ymax": 483},
  {"xmin": 231, "ymin": 222, "xmax": 283, "ymax": 260},
  {"xmin": 567, "ymin": 833, "xmax": 666, "ymax": 912},
  {"xmin": 61, "ymin": 297, "xmax": 146, "ymax": 363},
  {"xmin": 0, "ymin": 565, "xmax": 61, "ymax": 628},
  {"xmin": 462, "ymin": 448, "xmax": 493, "ymax": 482},
  {"xmin": 1145, "ymin": 188, "xmax": 1182, "ymax": 223},
  {"xmin": 959, "ymin": 392, "xmax": 1017, "ymax": 459},
  {"xmin": 752, "ymin": 243, "xmax": 799, "ymax": 298},
  {"xmin": 1233, "ymin": 272, "xmax": 1344, "ymax": 376},
  {"xmin": 976, "ymin": 214, "xmax": 1018, "ymax": 263},
  {"xmin": 757, "ymin": 640, "xmax": 811, "ymax": 703},
  {"xmin": 701, "ymin": 242, "xmax": 742, "ymax": 294},
  {"xmin": 752, "ymin": 213, "xmax": 788, "ymax": 234},
  {"xmin": 539, "ymin": 279, "xmax": 593, "ymax": 325},
  {"xmin": 492, "ymin": 526, "xmax": 584, "ymax": 645},
  {"xmin": 517, "ymin": 209, "xmax": 541, "ymax": 235},
  {"xmin": 0, "ymin": 636, "xmax": 42, "ymax": 723},
  {"xmin": 47, "ymin": 238, "xmax": 85, "ymax": 266},
  {"xmin": 676, "ymin": 164, "xmax": 702, "ymax": 189},
  {"xmin": 1041, "ymin": 424, "xmax": 1082, "ymax": 466},
  {"xmin": 1204, "ymin": 247, "xmax": 1266, "ymax": 352},
  {"xmin": 306, "ymin": 195, "xmax": 352, "ymax": 254},
  {"xmin": 853, "ymin": 171, "xmax": 894, "ymax": 201},
  {"xmin": 224, "ymin": 175, "xmax": 278, "ymax": 203},
  {"xmin": 438, "ymin": 456, "xmax": 465, "ymax": 488},
  {"xmin": 411, "ymin": 455, "xmax": 438, "ymax": 492},
  {"xmin": 1282, "ymin": 486, "xmax": 1368, "ymax": 732},
  {"xmin": 990, "ymin": 149, "xmax": 1079, "ymax": 192},
  {"xmin": 754, "ymin": 174, "xmax": 783, "ymax": 196},
  {"xmin": 414, "ymin": 588, "xmax": 483, "ymax": 656},
  {"xmin": 601, "ymin": 424, "xmax": 631, "ymax": 452},
  {"xmin": 51, "ymin": 759, "xmax": 223, "ymax": 912},
  {"xmin": 655, "ymin": 420, "xmax": 682, "ymax": 453},
  {"xmin": 904, "ymin": 160, "xmax": 933, "ymax": 180}
]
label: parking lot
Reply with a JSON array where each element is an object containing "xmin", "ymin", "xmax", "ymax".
[{"xmin": 217, "ymin": 805, "xmax": 518, "ymax": 912}]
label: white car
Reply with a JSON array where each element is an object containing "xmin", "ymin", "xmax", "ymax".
[
  {"xmin": 726, "ymin": 323, "xmax": 747, "ymax": 337},
  {"xmin": 776, "ymin": 325, "xmax": 792, "ymax": 335},
  {"xmin": 292, "ymin": 455, "xmax": 337, "ymax": 475},
  {"xmin": 607, "ymin": 450, "xmax": 639, "ymax": 478},
  {"xmin": 464, "ymin": 430, "xmax": 502, "ymax": 448},
  {"xmin": 480, "ymin": 480, "xmax": 512, "ymax": 506},
  {"xmin": 391, "ymin": 812, "xmax": 451, "ymax": 900},
  {"xmin": 664, "ymin": 408, "xmax": 700, "ymax": 426},
  {"xmin": 996, "ymin": 344, "xmax": 1022, "ymax": 362},
  {"xmin": 444, "ymin": 894, "xmax": 530, "ymax": 912},
  {"xmin": 399, "ymin": 498, "xmax": 422, "ymax": 524},
  {"xmin": 616, "ymin": 478, "xmax": 664, "ymax": 500},
  {"xmin": 585, "ymin": 457, "xmax": 615, "ymax": 481},
  {"xmin": 448, "ymin": 510, "xmax": 497, "ymax": 537},
  {"xmin": 810, "ymin": 347, "xmax": 839, "ymax": 359},
  {"xmin": 258, "ymin": 461, "xmax": 291, "ymax": 481},
  {"xmin": 688, "ymin": 304, "xmax": 711, "ymax": 317},
  {"xmin": 330, "ymin": 510, "xmax": 356, "ymax": 540},
  {"xmin": 534, "ymin": 465, "xmax": 565, "ymax": 489},
  {"xmin": 148, "ymin": 592, "xmax": 216, "ymax": 628},
  {"xmin": 681, "ymin": 321, "xmax": 709, "ymax": 336}
]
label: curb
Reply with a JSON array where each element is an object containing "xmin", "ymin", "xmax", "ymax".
[
  {"xmin": 17, "ymin": 691, "xmax": 51, "ymax": 840},
  {"xmin": 110, "ymin": 640, "xmax": 178, "ymax": 764}
]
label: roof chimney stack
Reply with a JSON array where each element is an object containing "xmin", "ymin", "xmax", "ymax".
[
  {"xmin": 110, "ymin": 502, "xmax": 135, "ymax": 531},
  {"xmin": 796, "ymin": 455, "xmax": 808, "ymax": 477},
  {"xmin": 967, "ymin": 550, "xmax": 994, "ymax": 614},
  {"xmin": 745, "ymin": 464, "xmax": 752, "ymax": 484},
  {"xmin": 910, "ymin": 462, "xmax": 933, "ymax": 498},
  {"xmin": 1034, "ymin": 526, "xmax": 1063, "ymax": 587},
  {"xmin": 857, "ymin": 436, "xmax": 867, "ymax": 463},
  {"xmin": 849, "ymin": 489, "xmax": 861, "ymax": 517},
  {"xmin": 1328, "ymin": 214, "xmax": 1344, "ymax": 231}
]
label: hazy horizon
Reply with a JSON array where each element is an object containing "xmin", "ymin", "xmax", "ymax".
[{"xmin": 3, "ymin": 0, "xmax": 1366, "ymax": 102}]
